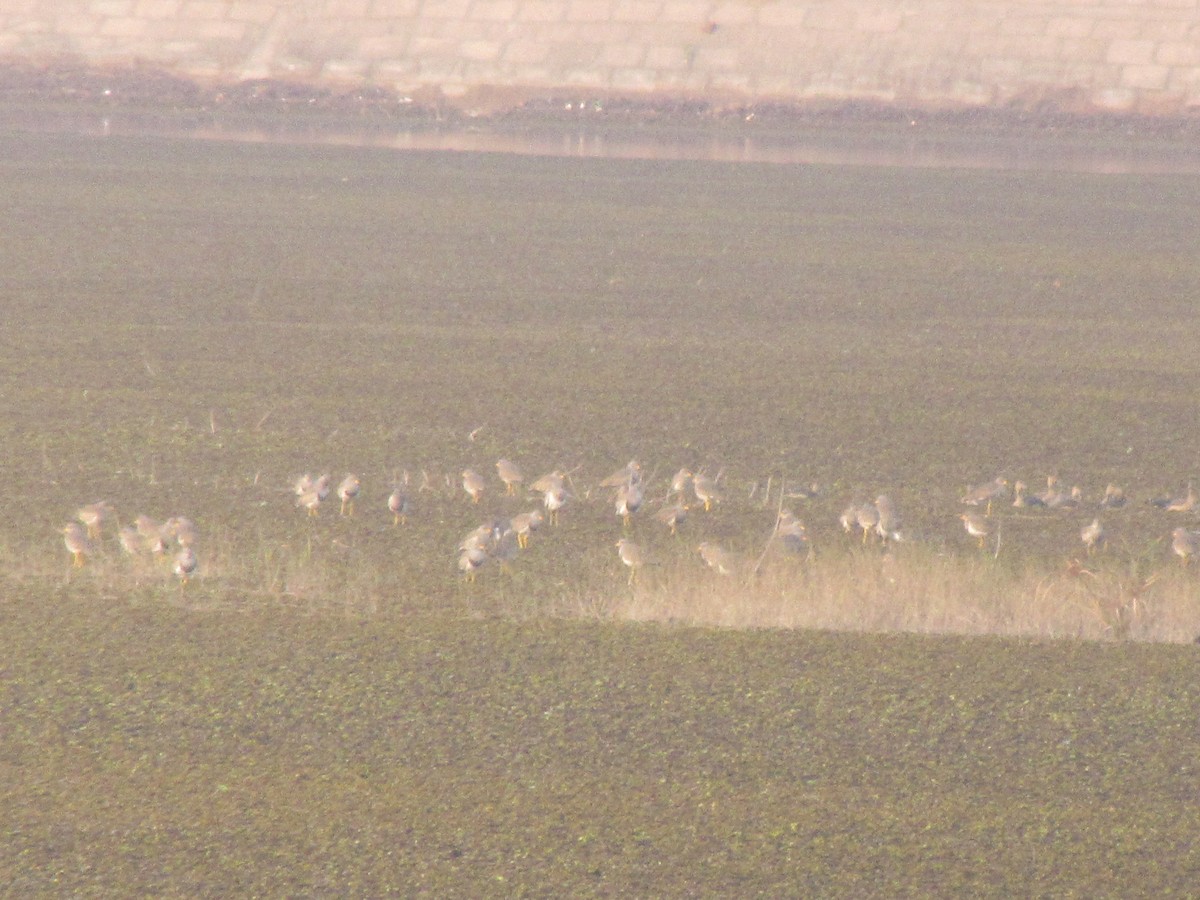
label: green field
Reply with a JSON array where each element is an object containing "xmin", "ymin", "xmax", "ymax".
[{"xmin": 2, "ymin": 130, "xmax": 1199, "ymax": 892}]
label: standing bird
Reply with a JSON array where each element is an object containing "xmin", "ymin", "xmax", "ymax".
[
  {"xmin": 1036, "ymin": 475, "xmax": 1063, "ymax": 507},
  {"xmin": 457, "ymin": 520, "xmax": 501, "ymax": 581},
  {"xmin": 530, "ymin": 472, "xmax": 566, "ymax": 501},
  {"xmin": 1172, "ymin": 527, "xmax": 1198, "ymax": 567},
  {"xmin": 510, "ymin": 509, "xmax": 544, "ymax": 549},
  {"xmin": 854, "ymin": 503, "xmax": 880, "ymax": 545},
  {"xmin": 615, "ymin": 479, "xmax": 644, "ymax": 528},
  {"xmin": 960, "ymin": 512, "xmax": 990, "ymax": 549},
  {"xmin": 692, "ymin": 472, "xmax": 723, "ymax": 512},
  {"xmin": 118, "ymin": 526, "xmax": 144, "ymax": 557},
  {"xmin": 337, "ymin": 474, "xmax": 361, "ymax": 517},
  {"xmin": 532, "ymin": 471, "xmax": 569, "ymax": 526},
  {"xmin": 616, "ymin": 538, "xmax": 645, "ymax": 584},
  {"xmin": 76, "ymin": 501, "xmax": 112, "ymax": 540},
  {"xmin": 458, "ymin": 545, "xmax": 488, "ymax": 582},
  {"xmin": 543, "ymin": 485, "xmax": 568, "ymax": 526},
  {"xmin": 491, "ymin": 526, "xmax": 520, "ymax": 572},
  {"xmin": 461, "ymin": 469, "xmax": 487, "ymax": 504},
  {"xmin": 961, "ymin": 477, "xmax": 1008, "ymax": 516},
  {"xmin": 655, "ymin": 501, "xmax": 688, "ymax": 536},
  {"xmin": 600, "ymin": 460, "xmax": 642, "ymax": 490},
  {"xmin": 173, "ymin": 546, "xmax": 198, "ymax": 585},
  {"xmin": 296, "ymin": 474, "xmax": 331, "ymax": 517},
  {"xmin": 697, "ymin": 542, "xmax": 737, "ymax": 575},
  {"xmin": 670, "ymin": 468, "xmax": 693, "ymax": 498},
  {"xmin": 134, "ymin": 515, "xmax": 167, "ymax": 554},
  {"xmin": 495, "ymin": 459, "xmax": 523, "ymax": 496},
  {"xmin": 62, "ymin": 522, "xmax": 91, "ymax": 568},
  {"xmin": 776, "ymin": 510, "xmax": 810, "ymax": 555},
  {"xmin": 297, "ymin": 486, "xmax": 324, "ymax": 516},
  {"xmin": 874, "ymin": 495, "xmax": 901, "ymax": 543},
  {"xmin": 1080, "ymin": 518, "xmax": 1105, "ymax": 554},
  {"xmin": 839, "ymin": 505, "xmax": 858, "ymax": 534},
  {"xmin": 531, "ymin": 469, "xmax": 566, "ymax": 496},
  {"xmin": 164, "ymin": 516, "xmax": 197, "ymax": 549},
  {"xmin": 388, "ymin": 485, "xmax": 411, "ymax": 526}
]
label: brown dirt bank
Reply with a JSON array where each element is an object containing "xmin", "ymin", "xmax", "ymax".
[{"xmin": 4, "ymin": 59, "xmax": 1200, "ymax": 143}]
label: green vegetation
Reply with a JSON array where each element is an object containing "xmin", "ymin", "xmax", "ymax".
[{"xmin": 1, "ymin": 130, "xmax": 1199, "ymax": 892}]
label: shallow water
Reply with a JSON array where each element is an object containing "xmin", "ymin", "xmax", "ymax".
[{"xmin": 8, "ymin": 106, "xmax": 1200, "ymax": 174}]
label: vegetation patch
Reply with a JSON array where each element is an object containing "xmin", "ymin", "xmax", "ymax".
[{"xmin": 1, "ymin": 129, "xmax": 1199, "ymax": 892}]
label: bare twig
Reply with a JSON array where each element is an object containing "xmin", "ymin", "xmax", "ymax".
[{"xmin": 752, "ymin": 475, "xmax": 787, "ymax": 577}]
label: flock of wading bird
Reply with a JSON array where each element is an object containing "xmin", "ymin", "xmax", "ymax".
[{"xmin": 61, "ymin": 464, "xmax": 1200, "ymax": 589}]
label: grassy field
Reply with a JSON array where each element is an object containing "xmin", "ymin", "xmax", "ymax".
[{"xmin": 1, "ymin": 129, "xmax": 1199, "ymax": 892}]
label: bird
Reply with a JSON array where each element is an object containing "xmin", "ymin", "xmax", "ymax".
[
  {"xmin": 530, "ymin": 470, "xmax": 566, "ymax": 495},
  {"xmin": 854, "ymin": 504, "xmax": 880, "ymax": 545},
  {"xmin": 458, "ymin": 521, "xmax": 499, "ymax": 555},
  {"xmin": 456, "ymin": 518, "xmax": 514, "ymax": 578},
  {"xmin": 1172, "ymin": 527, "xmax": 1198, "ymax": 566},
  {"xmin": 491, "ymin": 526, "xmax": 520, "ymax": 572},
  {"xmin": 1048, "ymin": 485, "xmax": 1083, "ymax": 510},
  {"xmin": 458, "ymin": 545, "xmax": 488, "ymax": 581},
  {"xmin": 297, "ymin": 486, "xmax": 325, "ymax": 516},
  {"xmin": 655, "ymin": 501, "xmax": 688, "ymax": 536},
  {"xmin": 1012, "ymin": 481, "xmax": 1046, "ymax": 509},
  {"xmin": 62, "ymin": 522, "xmax": 91, "ymax": 567},
  {"xmin": 616, "ymin": 538, "xmax": 644, "ymax": 584},
  {"xmin": 510, "ymin": 510, "xmax": 544, "ymax": 549},
  {"xmin": 118, "ymin": 526, "xmax": 144, "ymax": 556},
  {"xmin": 298, "ymin": 474, "xmax": 331, "ymax": 501},
  {"xmin": 1035, "ymin": 475, "xmax": 1066, "ymax": 507},
  {"xmin": 1153, "ymin": 483, "xmax": 1197, "ymax": 513},
  {"xmin": 776, "ymin": 510, "xmax": 810, "ymax": 554},
  {"xmin": 874, "ymin": 494, "xmax": 901, "ymax": 542},
  {"xmin": 76, "ymin": 501, "xmax": 112, "ymax": 540},
  {"xmin": 1099, "ymin": 483, "xmax": 1127, "ymax": 509},
  {"xmin": 839, "ymin": 505, "xmax": 858, "ymax": 534},
  {"xmin": 164, "ymin": 516, "xmax": 197, "ymax": 548},
  {"xmin": 961, "ymin": 477, "xmax": 1007, "ymax": 516},
  {"xmin": 461, "ymin": 469, "xmax": 486, "ymax": 503},
  {"xmin": 133, "ymin": 515, "xmax": 166, "ymax": 553},
  {"xmin": 785, "ymin": 482, "xmax": 821, "ymax": 501},
  {"xmin": 615, "ymin": 479, "xmax": 644, "ymax": 527},
  {"xmin": 543, "ymin": 486, "xmax": 567, "ymax": 526},
  {"xmin": 670, "ymin": 468, "xmax": 693, "ymax": 497},
  {"xmin": 388, "ymin": 485, "xmax": 411, "ymax": 525},
  {"xmin": 960, "ymin": 512, "xmax": 989, "ymax": 549},
  {"xmin": 600, "ymin": 460, "xmax": 641, "ymax": 490},
  {"xmin": 337, "ymin": 474, "xmax": 361, "ymax": 516},
  {"xmin": 495, "ymin": 459, "xmax": 523, "ymax": 496},
  {"xmin": 692, "ymin": 472, "xmax": 722, "ymax": 512},
  {"xmin": 173, "ymin": 546, "xmax": 198, "ymax": 585},
  {"xmin": 698, "ymin": 542, "xmax": 737, "ymax": 575},
  {"xmin": 1080, "ymin": 518, "xmax": 1105, "ymax": 554},
  {"xmin": 296, "ymin": 474, "xmax": 331, "ymax": 516}
]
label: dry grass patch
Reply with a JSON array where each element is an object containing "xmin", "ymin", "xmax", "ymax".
[{"xmin": 573, "ymin": 546, "xmax": 1200, "ymax": 642}]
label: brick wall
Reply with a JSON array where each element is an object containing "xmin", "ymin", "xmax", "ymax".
[{"xmin": 1, "ymin": 1, "xmax": 1198, "ymax": 114}]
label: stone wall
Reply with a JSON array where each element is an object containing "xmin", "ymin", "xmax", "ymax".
[{"xmin": 1, "ymin": 1, "xmax": 1199, "ymax": 115}]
